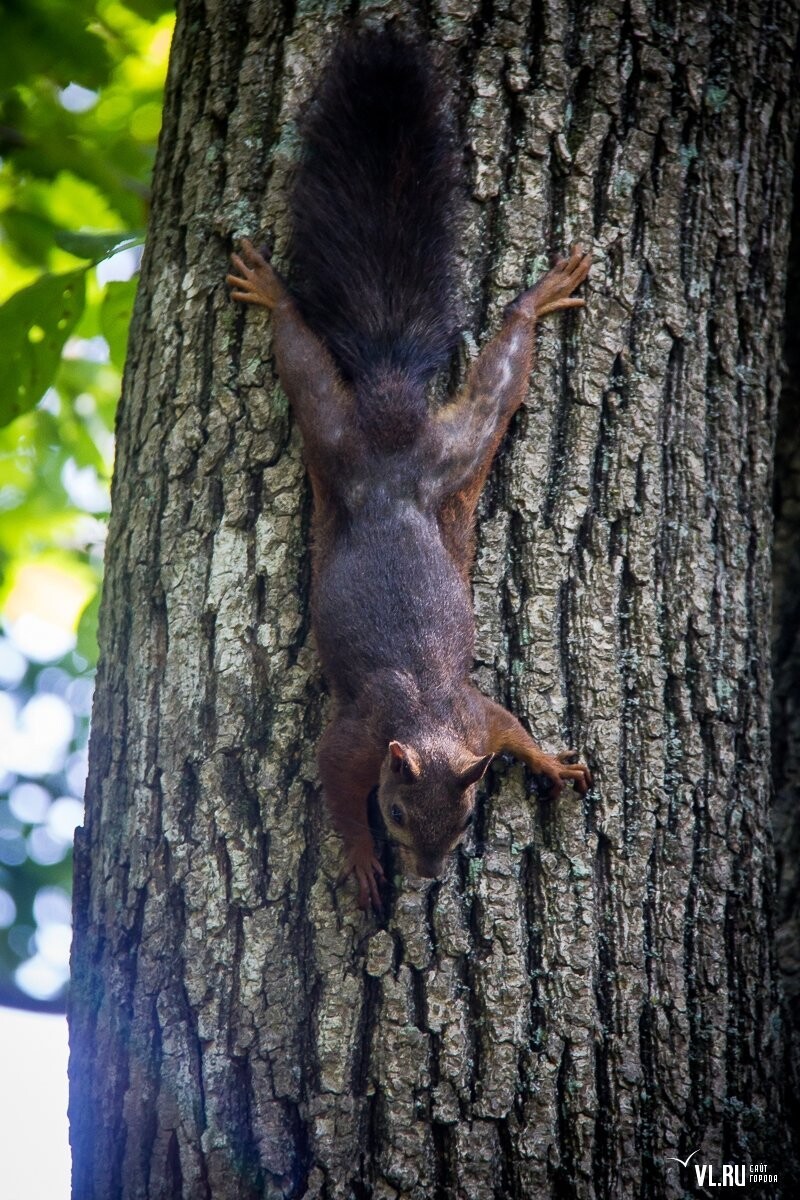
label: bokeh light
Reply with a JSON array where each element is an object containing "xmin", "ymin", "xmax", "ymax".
[{"xmin": 0, "ymin": 620, "xmax": 91, "ymax": 1001}]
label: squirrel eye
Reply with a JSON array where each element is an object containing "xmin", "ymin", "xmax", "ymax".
[{"xmin": 390, "ymin": 804, "xmax": 404, "ymax": 827}]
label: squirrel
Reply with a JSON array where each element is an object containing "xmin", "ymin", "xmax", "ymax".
[{"xmin": 227, "ymin": 28, "xmax": 592, "ymax": 910}]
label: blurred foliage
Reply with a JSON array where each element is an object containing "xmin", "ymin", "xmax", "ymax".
[{"xmin": 0, "ymin": 0, "xmax": 174, "ymax": 1009}]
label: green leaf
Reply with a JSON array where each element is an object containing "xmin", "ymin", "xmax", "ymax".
[
  {"xmin": 0, "ymin": 270, "xmax": 86, "ymax": 428},
  {"xmin": 0, "ymin": 208, "xmax": 143, "ymax": 267},
  {"xmin": 0, "ymin": 209, "xmax": 59, "ymax": 267},
  {"xmin": 100, "ymin": 277, "xmax": 138, "ymax": 372},
  {"xmin": 122, "ymin": 0, "xmax": 176, "ymax": 18},
  {"xmin": 0, "ymin": 1, "xmax": 111, "ymax": 92},
  {"xmin": 54, "ymin": 229, "xmax": 144, "ymax": 262},
  {"xmin": 76, "ymin": 583, "xmax": 101, "ymax": 661}
]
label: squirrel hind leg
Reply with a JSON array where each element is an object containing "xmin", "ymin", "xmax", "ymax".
[
  {"xmin": 227, "ymin": 239, "xmax": 288, "ymax": 310},
  {"xmin": 512, "ymin": 244, "xmax": 592, "ymax": 320}
]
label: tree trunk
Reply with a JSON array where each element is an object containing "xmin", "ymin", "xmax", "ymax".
[
  {"xmin": 69, "ymin": 1, "xmax": 800, "ymax": 1197},
  {"xmin": 773, "ymin": 122, "xmax": 800, "ymax": 1188}
]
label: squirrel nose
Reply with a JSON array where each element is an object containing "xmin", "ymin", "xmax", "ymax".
[{"xmin": 415, "ymin": 856, "xmax": 444, "ymax": 879}]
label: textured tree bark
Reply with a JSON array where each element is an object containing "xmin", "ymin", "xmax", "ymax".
[
  {"xmin": 70, "ymin": 1, "xmax": 800, "ymax": 1197},
  {"xmin": 773, "ymin": 124, "xmax": 800, "ymax": 1189}
]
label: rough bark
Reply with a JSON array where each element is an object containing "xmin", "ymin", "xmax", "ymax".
[
  {"xmin": 70, "ymin": 1, "xmax": 800, "ymax": 1198},
  {"xmin": 772, "ymin": 122, "xmax": 800, "ymax": 1171}
]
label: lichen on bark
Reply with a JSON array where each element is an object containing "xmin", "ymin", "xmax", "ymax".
[{"xmin": 70, "ymin": 2, "xmax": 800, "ymax": 1198}]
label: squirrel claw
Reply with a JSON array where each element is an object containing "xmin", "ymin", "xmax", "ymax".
[
  {"xmin": 532, "ymin": 749, "xmax": 593, "ymax": 796},
  {"xmin": 227, "ymin": 239, "xmax": 287, "ymax": 310},
  {"xmin": 338, "ymin": 844, "xmax": 385, "ymax": 912},
  {"xmin": 523, "ymin": 243, "xmax": 592, "ymax": 319}
]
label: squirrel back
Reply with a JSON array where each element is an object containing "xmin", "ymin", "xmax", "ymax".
[
  {"xmin": 289, "ymin": 28, "xmax": 462, "ymax": 446},
  {"xmin": 228, "ymin": 31, "xmax": 593, "ymax": 907}
]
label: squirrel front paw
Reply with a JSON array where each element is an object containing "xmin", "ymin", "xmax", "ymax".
[
  {"xmin": 530, "ymin": 747, "xmax": 593, "ymax": 796},
  {"xmin": 338, "ymin": 838, "xmax": 386, "ymax": 912}
]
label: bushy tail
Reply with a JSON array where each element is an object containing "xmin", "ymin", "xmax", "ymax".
[{"xmin": 289, "ymin": 28, "xmax": 462, "ymax": 438}]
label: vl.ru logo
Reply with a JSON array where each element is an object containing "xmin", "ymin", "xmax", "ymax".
[{"xmin": 667, "ymin": 1150, "xmax": 778, "ymax": 1188}]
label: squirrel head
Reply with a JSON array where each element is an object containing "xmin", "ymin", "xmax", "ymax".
[{"xmin": 377, "ymin": 738, "xmax": 492, "ymax": 878}]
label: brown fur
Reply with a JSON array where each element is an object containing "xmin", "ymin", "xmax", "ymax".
[{"xmin": 228, "ymin": 240, "xmax": 592, "ymax": 909}]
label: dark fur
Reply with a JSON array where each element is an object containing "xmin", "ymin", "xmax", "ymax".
[
  {"xmin": 227, "ymin": 29, "xmax": 592, "ymax": 907},
  {"xmin": 289, "ymin": 28, "xmax": 461, "ymax": 445}
]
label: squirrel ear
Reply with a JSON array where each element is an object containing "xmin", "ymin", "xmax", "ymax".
[
  {"xmin": 388, "ymin": 741, "xmax": 421, "ymax": 782},
  {"xmin": 458, "ymin": 753, "xmax": 493, "ymax": 788}
]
